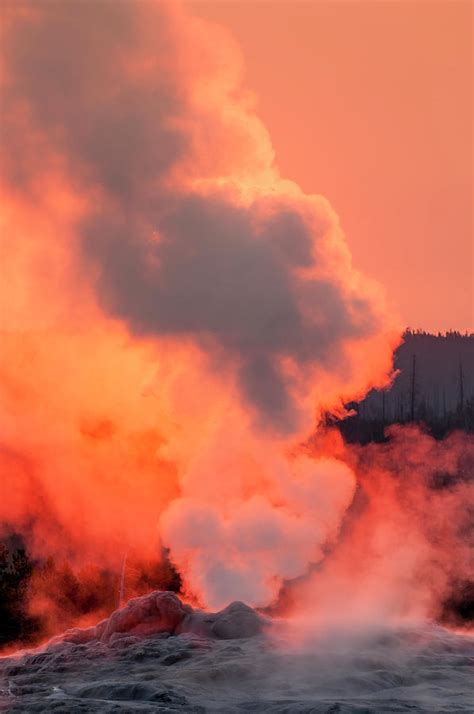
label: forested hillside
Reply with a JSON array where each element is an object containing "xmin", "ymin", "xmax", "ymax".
[{"xmin": 336, "ymin": 330, "xmax": 474, "ymax": 442}]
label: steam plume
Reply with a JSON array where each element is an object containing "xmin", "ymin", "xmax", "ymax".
[{"xmin": 1, "ymin": 1, "xmax": 399, "ymax": 615}]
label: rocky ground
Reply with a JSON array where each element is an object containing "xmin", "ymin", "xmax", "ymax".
[{"xmin": 0, "ymin": 592, "xmax": 472, "ymax": 713}]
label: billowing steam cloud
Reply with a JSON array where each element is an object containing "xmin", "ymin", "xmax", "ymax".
[
  {"xmin": 161, "ymin": 455, "xmax": 356, "ymax": 608},
  {"xmin": 1, "ymin": 0, "xmax": 399, "ymax": 614},
  {"xmin": 2, "ymin": 0, "xmax": 396, "ymax": 430}
]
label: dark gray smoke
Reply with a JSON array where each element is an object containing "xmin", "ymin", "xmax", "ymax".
[{"xmin": 2, "ymin": 0, "xmax": 392, "ymax": 432}]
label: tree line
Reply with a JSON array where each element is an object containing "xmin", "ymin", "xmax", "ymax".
[{"xmin": 332, "ymin": 329, "xmax": 474, "ymax": 443}]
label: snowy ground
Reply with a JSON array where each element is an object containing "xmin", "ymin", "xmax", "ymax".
[{"xmin": 0, "ymin": 593, "xmax": 472, "ymax": 713}]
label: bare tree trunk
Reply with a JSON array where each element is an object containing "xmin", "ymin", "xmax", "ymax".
[
  {"xmin": 459, "ymin": 359, "xmax": 465, "ymax": 428},
  {"xmin": 410, "ymin": 354, "xmax": 416, "ymax": 422},
  {"xmin": 459, "ymin": 359, "xmax": 465, "ymax": 413}
]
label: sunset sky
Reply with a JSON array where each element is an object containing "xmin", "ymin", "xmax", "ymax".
[{"xmin": 190, "ymin": 0, "xmax": 473, "ymax": 332}]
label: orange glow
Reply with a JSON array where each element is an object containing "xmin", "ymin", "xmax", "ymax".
[
  {"xmin": 1, "ymin": 1, "xmax": 468, "ymax": 647},
  {"xmin": 291, "ymin": 426, "xmax": 474, "ymax": 630}
]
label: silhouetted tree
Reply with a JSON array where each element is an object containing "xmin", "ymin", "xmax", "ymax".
[{"xmin": 0, "ymin": 543, "xmax": 38, "ymax": 646}]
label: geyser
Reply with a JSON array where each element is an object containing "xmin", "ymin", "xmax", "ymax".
[{"xmin": 2, "ymin": 0, "xmax": 471, "ymax": 650}]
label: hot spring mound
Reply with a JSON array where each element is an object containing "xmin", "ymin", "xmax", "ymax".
[{"xmin": 62, "ymin": 590, "xmax": 267, "ymax": 645}]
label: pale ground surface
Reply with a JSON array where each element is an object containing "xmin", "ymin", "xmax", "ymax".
[{"xmin": 0, "ymin": 593, "xmax": 472, "ymax": 713}]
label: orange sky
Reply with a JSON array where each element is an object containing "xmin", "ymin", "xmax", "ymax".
[{"xmin": 189, "ymin": 0, "xmax": 473, "ymax": 332}]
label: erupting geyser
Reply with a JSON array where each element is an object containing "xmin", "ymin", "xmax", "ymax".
[{"xmin": 0, "ymin": 0, "xmax": 471, "ymax": 650}]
